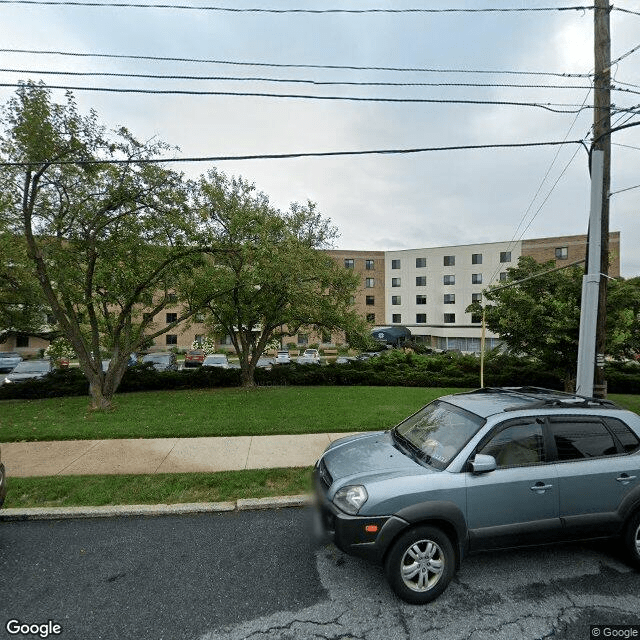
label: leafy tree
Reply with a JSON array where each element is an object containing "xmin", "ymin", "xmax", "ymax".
[
  {"xmin": 467, "ymin": 256, "xmax": 640, "ymax": 389},
  {"xmin": 195, "ymin": 169, "xmax": 366, "ymax": 387},
  {"xmin": 0, "ymin": 83, "xmax": 212, "ymax": 409}
]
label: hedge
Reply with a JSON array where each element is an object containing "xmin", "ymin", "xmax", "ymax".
[{"xmin": 1, "ymin": 352, "xmax": 638, "ymax": 401}]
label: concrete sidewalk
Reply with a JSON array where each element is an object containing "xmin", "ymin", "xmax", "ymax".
[{"xmin": 1, "ymin": 432, "xmax": 357, "ymax": 478}]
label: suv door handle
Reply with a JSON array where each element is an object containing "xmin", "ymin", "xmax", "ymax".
[
  {"xmin": 616, "ymin": 474, "xmax": 637, "ymax": 484},
  {"xmin": 530, "ymin": 482, "xmax": 553, "ymax": 494}
]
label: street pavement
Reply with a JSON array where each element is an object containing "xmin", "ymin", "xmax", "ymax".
[{"xmin": 1, "ymin": 432, "xmax": 357, "ymax": 478}]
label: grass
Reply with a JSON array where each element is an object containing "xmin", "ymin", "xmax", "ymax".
[
  {"xmin": 0, "ymin": 386, "xmax": 463, "ymax": 442},
  {"xmin": 4, "ymin": 467, "xmax": 313, "ymax": 509}
]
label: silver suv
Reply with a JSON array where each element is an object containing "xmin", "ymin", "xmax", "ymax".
[{"xmin": 314, "ymin": 387, "xmax": 640, "ymax": 604}]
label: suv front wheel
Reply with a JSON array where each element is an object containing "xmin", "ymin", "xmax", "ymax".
[{"xmin": 384, "ymin": 525, "xmax": 455, "ymax": 604}]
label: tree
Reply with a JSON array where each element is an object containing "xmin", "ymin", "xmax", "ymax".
[
  {"xmin": 195, "ymin": 169, "xmax": 366, "ymax": 387},
  {"xmin": 0, "ymin": 83, "xmax": 212, "ymax": 410},
  {"xmin": 467, "ymin": 256, "xmax": 640, "ymax": 389}
]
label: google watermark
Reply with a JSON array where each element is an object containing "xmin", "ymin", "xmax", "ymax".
[
  {"xmin": 5, "ymin": 619, "xmax": 62, "ymax": 638},
  {"xmin": 591, "ymin": 627, "xmax": 640, "ymax": 639}
]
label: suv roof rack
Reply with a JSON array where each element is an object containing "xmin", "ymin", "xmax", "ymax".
[{"xmin": 470, "ymin": 386, "xmax": 619, "ymax": 411}]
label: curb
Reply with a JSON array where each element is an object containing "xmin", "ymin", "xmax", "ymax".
[{"xmin": 0, "ymin": 494, "xmax": 313, "ymax": 521}]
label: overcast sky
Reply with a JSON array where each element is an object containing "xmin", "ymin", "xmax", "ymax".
[{"xmin": 1, "ymin": 0, "xmax": 638, "ymax": 275}]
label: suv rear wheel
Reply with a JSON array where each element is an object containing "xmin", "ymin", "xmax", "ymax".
[
  {"xmin": 384, "ymin": 525, "xmax": 455, "ymax": 604},
  {"xmin": 624, "ymin": 511, "xmax": 640, "ymax": 570}
]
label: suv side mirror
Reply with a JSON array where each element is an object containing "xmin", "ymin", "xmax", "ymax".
[{"xmin": 470, "ymin": 454, "xmax": 497, "ymax": 474}]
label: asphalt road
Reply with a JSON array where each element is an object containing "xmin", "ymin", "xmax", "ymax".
[{"xmin": 2, "ymin": 508, "xmax": 640, "ymax": 640}]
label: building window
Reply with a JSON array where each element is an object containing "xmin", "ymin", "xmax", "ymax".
[
  {"xmin": 444, "ymin": 294, "xmax": 455, "ymax": 304},
  {"xmin": 167, "ymin": 293, "xmax": 178, "ymax": 303},
  {"xmin": 391, "ymin": 259, "xmax": 401, "ymax": 269},
  {"xmin": 365, "ymin": 259, "xmax": 375, "ymax": 270},
  {"xmin": 472, "ymin": 253, "xmax": 482, "ymax": 264},
  {"xmin": 349, "ymin": 296, "xmax": 355, "ymax": 305},
  {"xmin": 221, "ymin": 335, "xmax": 233, "ymax": 345},
  {"xmin": 322, "ymin": 331, "xmax": 332, "ymax": 344},
  {"xmin": 16, "ymin": 335, "xmax": 29, "ymax": 348},
  {"xmin": 472, "ymin": 273, "xmax": 483, "ymax": 285},
  {"xmin": 444, "ymin": 313, "xmax": 456, "ymax": 324},
  {"xmin": 416, "ymin": 276, "xmax": 427, "ymax": 286},
  {"xmin": 500, "ymin": 272, "xmax": 508, "ymax": 282},
  {"xmin": 366, "ymin": 313, "xmax": 376, "ymax": 323},
  {"xmin": 392, "ymin": 314, "xmax": 402, "ymax": 323},
  {"xmin": 344, "ymin": 258, "xmax": 354, "ymax": 269},
  {"xmin": 366, "ymin": 295, "xmax": 375, "ymax": 305},
  {"xmin": 472, "ymin": 293, "xmax": 482, "ymax": 303},
  {"xmin": 166, "ymin": 313, "xmax": 177, "ymax": 323},
  {"xmin": 443, "ymin": 255, "xmax": 455, "ymax": 267},
  {"xmin": 165, "ymin": 334, "xmax": 178, "ymax": 345},
  {"xmin": 416, "ymin": 257, "xmax": 426, "ymax": 268},
  {"xmin": 392, "ymin": 278, "xmax": 401, "ymax": 287},
  {"xmin": 471, "ymin": 314, "xmax": 482, "ymax": 324},
  {"xmin": 416, "ymin": 295, "xmax": 427, "ymax": 305},
  {"xmin": 555, "ymin": 246, "xmax": 568, "ymax": 260},
  {"xmin": 500, "ymin": 251, "xmax": 512, "ymax": 263},
  {"xmin": 365, "ymin": 277, "xmax": 375, "ymax": 288},
  {"xmin": 443, "ymin": 275, "xmax": 455, "ymax": 285},
  {"xmin": 392, "ymin": 296, "xmax": 401, "ymax": 305},
  {"xmin": 416, "ymin": 314, "xmax": 427, "ymax": 323},
  {"xmin": 194, "ymin": 334, "xmax": 204, "ymax": 345},
  {"xmin": 297, "ymin": 334, "xmax": 308, "ymax": 345}
]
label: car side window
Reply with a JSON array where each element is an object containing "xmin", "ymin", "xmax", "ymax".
[
  {"xmin": 550, "ymin": 420, "xmax": 617, "ymax": 460},
  {"xmin": 605, "ymin": 418, "xmax": 640, "ymax": 454},
  {"xmin": 478, "ymin": 421, "xmax": 545, "ymax": 468}
]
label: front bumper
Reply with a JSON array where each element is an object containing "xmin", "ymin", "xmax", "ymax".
[
  {"xmin": 0, "ymin": 462, "xmax": 7, "ymax": 508},
  {"xmin": 314, "ymin": 464, "xmax": 408, "ymax": 564}
]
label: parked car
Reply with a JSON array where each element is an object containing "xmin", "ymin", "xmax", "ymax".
[
  {"xmin": 297, "ymin": 349, "xmax": 321, "ymax": 365},
  {"xmin": 0, "ymin": 352, "xmax": 23, "ymax": 373},
  {"xmin": 202, "ymin": 354, "xmax": 230, "ymax": 369},
  {"xmin": 0, "ymin": 446, "xmax": 6, "ymax": 508},
  {"xmin": 335, "ymin": 356, "xmax": 356, "ymax": 364},
  {"xmin": 2, "ymin": 359, "xmax": 53, "ymax": 384},
  {"xmin": 101, "ymin": 353, "xmax": 137, "ymax": 372},
  {"xmin": 184, "ymin": 349, "xmax": 206, "ymax": 368},
  {"xmin": 141, "ymin": 352, "xmax": 178, "ymax": 371},
  {"xmin": 275, "ymin": 350, "xmax": 291, "ymax": 365},
  {"xmin": 255, "ymin": 357, "xmax": 274, "ymax": 370},
  {"xmin": 314, "ymin": 387, "xmax": 640, "ymax": 604}
]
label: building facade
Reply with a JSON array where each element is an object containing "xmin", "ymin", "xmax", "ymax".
[{"xmin": 0, "ymin": 233, "xmax": 621, "ymax": 355}]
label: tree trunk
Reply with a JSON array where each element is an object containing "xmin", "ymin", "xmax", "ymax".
[
  {"xmin": 88, "ymin": 381, "xmax": 115, "ymax": 411},
  {"xmin": 240, "ymin": 366, "xmax": 256, "ymax": 388}
]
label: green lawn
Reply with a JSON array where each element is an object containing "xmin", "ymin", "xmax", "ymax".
[
  {"xmin": 4, "ymin": 467, "xmax": 313, "ymax": 508},
  {"xmin": 0, "ymin": 386, "xmax": 464, "ymax": 442}
]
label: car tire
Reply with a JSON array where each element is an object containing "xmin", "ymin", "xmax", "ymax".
[
  {"xmin": 384, "ymin": 525, "xmax": 455, "ymax": 604},
  {"xmin": 623, "ymin": 511, "xmax": 640, "ymax": 570}
]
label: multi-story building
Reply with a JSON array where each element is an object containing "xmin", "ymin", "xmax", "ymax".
[{"xmin": 0, "ymin": 233, "xmax": 621, "ymax": 355}]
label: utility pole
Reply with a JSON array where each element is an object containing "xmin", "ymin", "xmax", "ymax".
[{"xmin": 592, "ymin": 0, "xmax": 611, "ymax": 397}]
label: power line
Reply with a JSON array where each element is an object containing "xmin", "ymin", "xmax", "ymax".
[
  {"xmin": 613, "ymin": 142, "xmax": 640, "ymax": 152},
  {"xmin": 0, "ymin": 1, "xmax": 596, "ymax": 12},
  {"xmin": 0, "ymin": 83, "xmax": 593, "ymax": 112},
  {"xmin": 609, "ymin": 42, "xmax": 640, "ymax": 68},
  {"xmin": 0, "ymin": 68, "xmax": 598, "ymax": 90},
  {"xmin": 609, "ymin": 183, "xmax": 640, "ymax": 196},
  {"xmin": 614, "ymin": 6, "xmax": 640, "ymax": 17},
  {"xmin": 0, "ymin": 139, "xmax": 585, "ymax": 167},
  {"xmin": 0, "ymin": 49, "xmax": 595, "ymax": 78}
]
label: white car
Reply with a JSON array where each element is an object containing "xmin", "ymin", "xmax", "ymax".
[
  {"xmin": 275, "ymin": 351, "xmax": 291, "ymax": 365},
  {"xmin": 202, "ymin": 354, "xmax": 230, "ymax": 369},
  {"xmin": 297, "ymin": 349, "xmax": 321, "ymax": 365}
]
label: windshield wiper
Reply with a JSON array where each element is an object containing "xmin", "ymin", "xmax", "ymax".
[{"xmin": 391, "ymin": 428, "xmax": 430, "ymax": 464}]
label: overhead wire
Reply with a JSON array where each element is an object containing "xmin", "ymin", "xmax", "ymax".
[
  {"xmin": 0, "ymin": 83, "xmax": 596, "ymax": 113},
  {"xmin": 0, "ymin": 49, "xmax": 596, "ymax": 78},
  {"xmin": 0, "ymin": 139, "xmax": 587, "ymax": 167},
  {"xmin": 0, "ymin": 68, "xmax": 598, "ymax": 90},
  {"xmin": 0, "ymin": 1, "xmax": 597, "ymax": 12}
]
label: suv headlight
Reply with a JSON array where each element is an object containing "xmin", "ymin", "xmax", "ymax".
[{"xmin": 333, "ymin": 485, "xmax": 368, "ymax": 515}]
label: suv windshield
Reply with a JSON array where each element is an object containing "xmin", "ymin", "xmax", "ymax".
[
  {"xmin": 393, "ymin": 400, "xmax": 485, "ymax": 470},
  {"xmin": 144, "ymin": 355, "xmax": 170, "ymax": 363}
]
